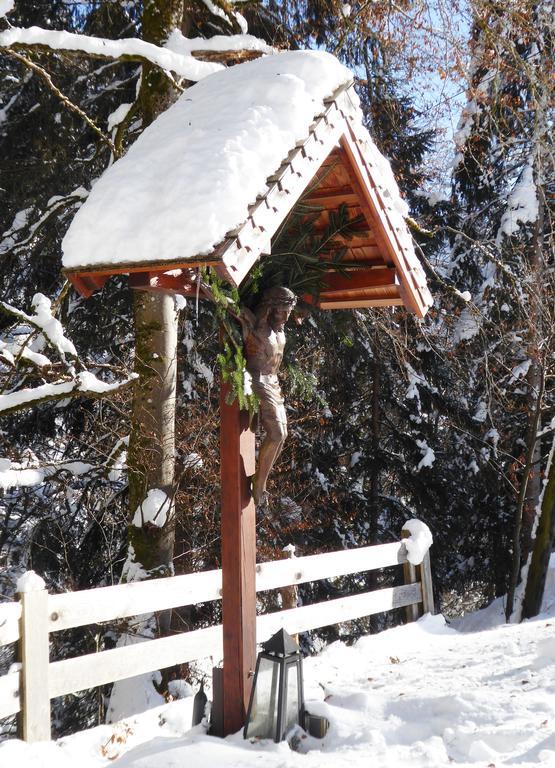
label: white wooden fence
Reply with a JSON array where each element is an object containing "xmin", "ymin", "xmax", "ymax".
[{"xmin": 0, "ymin": 525, "xmax": 433, "ymax": 743}]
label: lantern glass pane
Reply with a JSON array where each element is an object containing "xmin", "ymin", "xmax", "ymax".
[
  {"xmin": 285, "ymin": 661, "xmax": 300, "ymax": 733},
  {"xmin": 245, "ymin": 657, "xmax": 280, "ymax": 740}
]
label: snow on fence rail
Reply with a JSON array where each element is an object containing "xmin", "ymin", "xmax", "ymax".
[{"xmin": 0, "ymin": 524, "xmax": 433, "ymax": 742}]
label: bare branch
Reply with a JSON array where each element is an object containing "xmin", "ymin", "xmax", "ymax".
[
  {"xmin": 0, "ymin": 194, "xmax": 87, "ymax": 259},
  {"xmin": 3, "ymin": 48, "xmax": 117, "ymax": 156},
  {"xmin": 413, "ymin": 241, "xmax": 473, "ymax": 307}
]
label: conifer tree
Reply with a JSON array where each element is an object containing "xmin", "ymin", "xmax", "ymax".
[{"xmin": 447, "ymin": 0, "xmax": 554, "ymax": 618}]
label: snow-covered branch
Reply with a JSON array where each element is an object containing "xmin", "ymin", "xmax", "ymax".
[
  {"xmin": 0, "ymin": 0, "xmax": 13, "ymax": 19},
  {"xmin": 0, "ymin": 26, "xmax": 225, "ymax": 81},
  {"xmin": 0, "ymin": 434, "xmax": 131, "ymax": 491},
  {"xmin": 0, "ymin": 190, "xmax": 87, "ymax": 258},
  {"xmin": 0, "ymin": 25, "xmax": 275, "ymax": 78},
  {"xmin": 165, "ymin": 29, "xmax": 273, "ymax": 58},
  {"xmin": 1, "ymin": 291, "xmax": 136, "ymax": 412},
  {"xmin": 1, "ymin": 293, "xmax": 76, "ymax": 363},
  {"xmin": 0, "ymin": 371, "xmax": 137, "ymax": 418},
  {"xmin": 0, "ymin": 457, "xmax": 93, "ymax": 491},
  {"xmin": 0, "ymin": 338, "xmax": 50, "ymax": 369}
]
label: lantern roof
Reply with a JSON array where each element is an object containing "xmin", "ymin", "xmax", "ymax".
[
  {"xmin": 261, "ymin": 628, "xmax": 299, "ymax": 657},
  {"xmin": 62, "ymin": 49, "xmax": 432, "ymax": 317}
]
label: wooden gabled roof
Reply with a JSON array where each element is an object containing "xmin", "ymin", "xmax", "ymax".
[{"xmin": 64, "ymin": 73, "xmax": 431, "ymax": 317}]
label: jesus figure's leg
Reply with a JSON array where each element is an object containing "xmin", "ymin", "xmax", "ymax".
[{"xmin": 252, "ymin": 403, "xmax": 287, "ymax": 505}]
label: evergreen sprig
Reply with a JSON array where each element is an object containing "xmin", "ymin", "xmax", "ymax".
[
  {"xmin": 202, "ymin": 268, "xmax": 259, "ymax": 416},
  {"xmin": 240, "ymin": 201, "xmax": 364, "ymax": 307},
  {"xmin": 206, "ymin": 201, "xmax": 363, "ymax": 412}
]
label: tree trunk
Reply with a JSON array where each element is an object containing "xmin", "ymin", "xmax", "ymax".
[
  {"xmin": 505, "ymin": 336, "xmax": 545, "ymax": 622},
  {"xmin": 521, "ymin": 165, "xmax": 546, "ymax": 561},
  {"xmin": 126, "ymin": 291, "xmax": 178, "ymax": 582},
  {"xmin": 367, "ymin": 344, "xmax": 381, "ymax": 632},
  {"xmin": 107, "ymin": 0, "xmax": 184, "ymax": 723},
  {"xmin": 521, "ymin": 434, "xmax": 555, "ymax": 620},
  {"xmin": 369, "ymin": 348, "xmax": 381, "ymax": 538},
  {"xmin": 124, "ymin": 0, "xmax": 184, "ymax": 584},
  {"xmin": 505, "ymin": 96, "xmax": 548, "ymax": 620}
]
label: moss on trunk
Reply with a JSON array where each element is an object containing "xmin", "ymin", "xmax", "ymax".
[
  {"xmin": 125, "ymin": 1, "xmax": 184, "ymax": 584},
  {"xmin": 127, "ymin": 290, "xmax": 178, "ymax": 579}
]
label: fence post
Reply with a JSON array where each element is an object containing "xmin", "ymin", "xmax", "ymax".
[
  {"xmin": 401, "ymin": 530, "xmax": 421, "ymax": 622},
  {"xmin": 279, "ymin": 545, "xmax": 299, "ymax": 642},
  {"xmin": 419, "ymin": 551, "xmax": 435, "ymax": 615},
  {"xmin": 17, "ymin": 571, "xmax": 51, "ymax": 742}
]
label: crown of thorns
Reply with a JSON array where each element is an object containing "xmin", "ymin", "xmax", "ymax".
[{"xmin": 259, "ymin": 286, "xmax": 297, "ymax": 307}]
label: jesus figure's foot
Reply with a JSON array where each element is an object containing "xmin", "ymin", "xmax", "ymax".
[{"xmin": 252, "ymin": 475, "xmax": 268, "ymax": 507}]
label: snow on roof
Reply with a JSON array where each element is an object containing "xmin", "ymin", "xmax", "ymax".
[
  {"xmin": 61, "ymin": 49, "xmax": 432, "ymax": 315},
  {"xmin": 62, "ymin": 51, "xmax": 354, "ymax": 270}
]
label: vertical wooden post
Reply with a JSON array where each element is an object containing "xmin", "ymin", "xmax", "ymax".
[
  {"xmin": 17, "ymin": 572, "xmax": 50, "ymax": 742},
  {"xmin": 420, "ymin": 551, "xmax": 435, "ymax": 615},
  {"xmin": 279, "ymin": 545, "xmax": 299, "ymax": 643},
  {"xmin": 401, "ymin": 530, "xmax": 421, "ymax": 622},
  {"xmin": 220, "ymin": 383, "xmax": 257, "ymax": 736}
]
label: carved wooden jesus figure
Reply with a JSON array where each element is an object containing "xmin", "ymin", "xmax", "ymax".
[{"xmin": 238, "ymin": 286, "xmax": 297, "ymax": 504}]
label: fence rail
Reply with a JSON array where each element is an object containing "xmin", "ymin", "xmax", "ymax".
[{"xmin": 0, "ymin": 525, "xmax": 433, "ymax": 742}]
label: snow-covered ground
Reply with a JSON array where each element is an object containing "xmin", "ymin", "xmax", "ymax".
[{"xmin": 3, "ymin": 561, "xmax": 555, "ymax": 768}]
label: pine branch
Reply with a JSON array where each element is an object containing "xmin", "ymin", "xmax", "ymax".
[
  {"xmin": 262, "ymin": 203, "xmax": 364, "ymax": 301},
  {"xmin": 312, "ymin": 204, "xmax": 364, "ymax": 257}
]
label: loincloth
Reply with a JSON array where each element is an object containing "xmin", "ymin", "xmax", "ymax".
[{"xmin": 250, "ymin": 373, "xmax": 287, "ymax": 427}]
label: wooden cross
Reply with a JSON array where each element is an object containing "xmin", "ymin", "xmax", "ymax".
[{"xmin": 218, "ymin": 384, "xmax": 257, "ymax": 735}]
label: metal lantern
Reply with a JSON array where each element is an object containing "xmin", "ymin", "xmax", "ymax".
[{"xmin": 243, "ymin": 629, "xmax": 304, "ymax": 742}]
